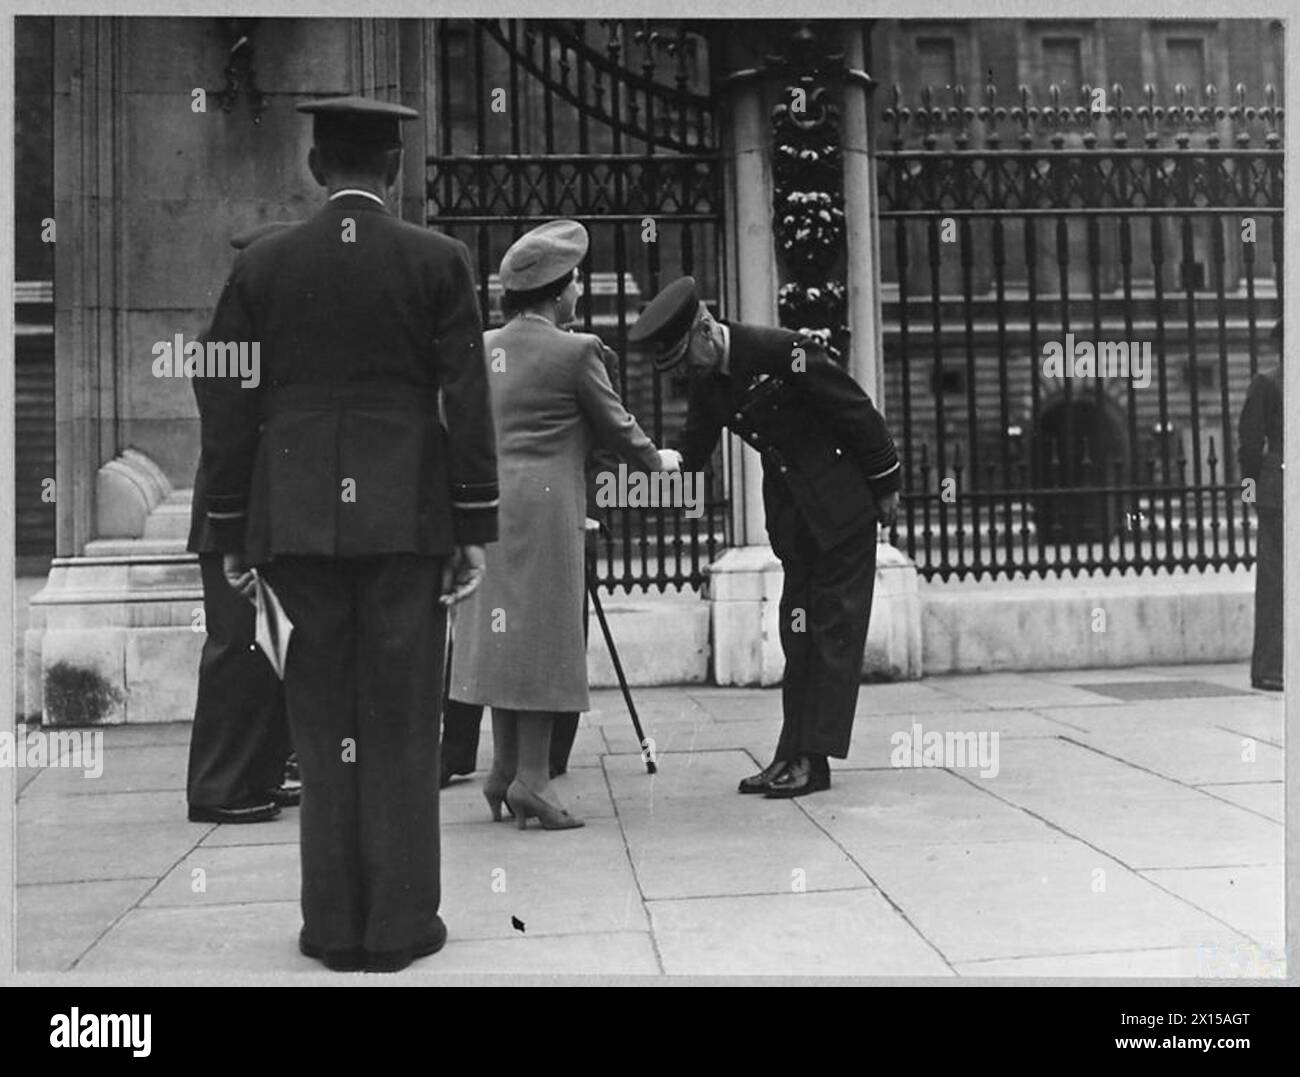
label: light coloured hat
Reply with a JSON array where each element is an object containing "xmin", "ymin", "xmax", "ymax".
[{"xmin": 499, "ymin": 220, "xmax": 589, "ymax": 292}]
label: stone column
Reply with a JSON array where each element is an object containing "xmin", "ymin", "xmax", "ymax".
[
  {"xmin": 842, "ymin": 23, "xmax": 885, "ymax": 403},
  {"xmin": 708, "ymin": 20, "xmax": 921, "ymax": 686},
  {"xmin": 29, "ymin": 17, "xmax": 397, "ymax": 725}
]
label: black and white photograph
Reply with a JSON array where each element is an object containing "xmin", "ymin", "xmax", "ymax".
[{"xmin": 2, "ymin": 2, "xmax": 1295, "ymax": 1010}]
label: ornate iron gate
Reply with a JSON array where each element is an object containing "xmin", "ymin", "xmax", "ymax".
[
  {"xmin": 427, "ymin": 18, "xmax": 729, "ymax": 592},
  {"xmin": 877, "ymin": 82, "xmax": 1284, "ymax": 581}
]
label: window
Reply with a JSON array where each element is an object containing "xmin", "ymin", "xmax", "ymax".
[
  {"xmin": 916, "ymin": 36, "xmax": 957, "ymax": 91},
  {"xmin": 1166, "ymin": 37, "xmax": 1207, "ymax": 102},
  {"xmin": 1041, "ymin": 36, "xmax": 1082, "ymax": 96}
]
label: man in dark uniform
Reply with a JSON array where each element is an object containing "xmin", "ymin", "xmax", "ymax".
[
  {"xmin": 1239, "ymin": 319, "xmax": 1284, "ymax": 692},
  {"xmin": 186, "ymin": 223, "xmax": 299, "ymax": 826},
  {"xmin": 629, "ymin": 277, "xmax": 900, "ymax": 798},
  {"xmin": 198, "ymin": 97, "xmax": 498, "ymax": 972}
]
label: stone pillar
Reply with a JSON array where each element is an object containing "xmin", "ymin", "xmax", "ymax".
[
  {"xmin": 708, "ymin": 20, "xmax": 921, "ymax": 685},
  {"xmin": 718, "ymin": 46, "xmax": 776, "ymax": 548},
  {"xmin": 841, "ymin": 24, "xmax": 885, "ymax": 403},
  {"xmin": 29, "ymin": 17, "xmax": 406, "ymax": 724}
]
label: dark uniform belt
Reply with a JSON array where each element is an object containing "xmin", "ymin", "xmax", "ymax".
[{"xmin": 268, "ymin": 382, "xmax": 439, "ymax": 412}]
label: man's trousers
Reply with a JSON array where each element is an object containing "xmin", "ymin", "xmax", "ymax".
[
  {"xmin": 773, "ymin": 519, "xmax": 878, "ymax": 761},
  {"xmin": 1252, "ymin": 508, "xmax": 1283, "ymax": 685},
  {"xmin": 263, "ymin": 554, "xmax": 446, "ymax": 954},
  {"xmin": 187, "ymin": 552, "xmax": 290, "ymax": 809}
]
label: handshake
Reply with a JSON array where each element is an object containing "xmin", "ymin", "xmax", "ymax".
[{"xmin": 657, "ymin": 448, "xmax": 683, "ymax": 472}]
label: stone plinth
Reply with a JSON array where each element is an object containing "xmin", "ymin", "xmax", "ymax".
[{"xmin": 708, "ymin": 542, "xmax": 923, "ymax": 687}]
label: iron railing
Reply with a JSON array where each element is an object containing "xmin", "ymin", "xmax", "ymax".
[
  {"xmin": 427, "ymin": 18, "xmax": 729, "ymax": 592},
  {"xmin": 877, "ymin": 82, "xmax": 1284, "ymax": 580}
]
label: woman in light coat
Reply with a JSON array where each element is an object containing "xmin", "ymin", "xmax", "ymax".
[{"xmin": 449, "ymin": 221, "xmax": 678, "ymax": 829}]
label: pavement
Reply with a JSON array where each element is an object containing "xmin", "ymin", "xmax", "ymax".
[{"xmin": 14, "ymin": 662, "xmax": 1286, "ymax": 979}]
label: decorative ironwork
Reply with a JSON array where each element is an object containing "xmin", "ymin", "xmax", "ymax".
[
  {"xmin": 212, "ymin": 18, "xmax": 268, "ymax": 124},
  {"xmin": 428, "ymin": 19, "xmax": 727, "ymax": 594},
  {"xmin": 877, "ymin": 80, "xmax": 1284, "ymax": 582},
  {"xmin": 768, "ymin": 22, "xmax": 850, "ymax": 358}
]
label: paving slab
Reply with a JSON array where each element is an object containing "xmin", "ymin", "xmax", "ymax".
[
  {"xmin": 199, "ymin": 810, "xmax": 300, "ymax": 847},
  {"xmin": 1032, "ymin": 696, "xmax": 1282, "ymax": 734},
  {"xmin": 842, "ymin": 709, "xmax": 1077, "ymax": 770},
  {"xmin": 1214, "ymin": 714, "xmax": 1285, "ymax": 747},
  {"xmin": 925, "ymin": 673, "xmax": 1121, "ymax": 711},
  {"xmin": 954, "ymin": 944, "xmax": 1283, "ymax": 979},
  {"xmin": 860, "ymin": 839, "xmax": 1247, "ymax": 964},
  {"xmin": 960, "ymin": 739, "xmax": 1285, "ymax": 869},
  {"xmin": 19, "ymin": 744, "xmax": 188, "ymax": 797},
  {"xmin": 1194, "ymin": 782, "xmax": 1284, "ymax": 823},
  {"xmin": 420, "ymin": 931, "xmax": 661, "ymax": 976},
  {"xmin": 685, "ymin": 688, "xmax": 785, "ymax": 723},
  {"xmin": 20, "ymin": 789, "xmax": 186, "ymax": 828},
  {"xmin": 19, "ymin": 820, "xmax": 201, "ymax": 885},
  {"xmin": 440, "ymin": 819, "xmax": 647, "ymax": 939},
  {"xmin": 1067, "ymin": 725, "xmax": 1284, "ymax": 785},
  {"xmin": 145, "ymin": 842, "xmax": 299, "ymax": 907},
  {"xmin": 855, "ymin": 681, "xmax": 993, "ymax": 716},
  {"xmin": 76, "ymin": 901, "xmax": 308, "ymax": 972},
  {"xmin": 799, "ymin": 769, "xmax": 1063, "ymax": 849},
  {"xmin": 602, "ymin": 719, "xmax": 775, "ymax": 757},
  {"xmin": 440, "ymin": 765, "xmax": 615, "ymax": 827},
  {"xmin": 1140, "ymin": 865, "xmax": 1284, "ymax": 950},
  {"xmin": 584, "ymin": 693, "xmax": 712, "ymax": 726},
  {"xmin": 17, "ymin": 878, "xmax": 156, "ymax": 971},
  {"xmin": 648, "ymin": 889, "xmax": 953, "ymax": 976}
]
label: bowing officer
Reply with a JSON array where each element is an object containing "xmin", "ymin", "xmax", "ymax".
[
  {"xmin": 185, "ymin": 223, "xmax": 299, "ymax": 826},
  {"xmin": 628, "ymin": 277, "xmax": 900, "ymax": 798},
  {"xmin": 199, "ymin": 96, "xmax": 498, "ymax": 972}
]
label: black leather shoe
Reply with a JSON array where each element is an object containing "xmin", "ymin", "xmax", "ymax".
[
  {"xmin": 440, "ymin": 759, "xmax": 475, "ymax": 788},
  {"xmin": 270, "ymin": 781, "xmax": 301, "ymax": 808},
  {"xmin": 1252, "ymin": 678, "xmax": 1284, "ymax": 692},
  {"xmin": 188, "ymin": 799, "xmax": 281, "ymax": 824},
  {"xmin": 764, "ymin": 755, "xmax": 830, "ymax": 799},
  {"xmin": 738, "ymin": 758, "xmax": 790, "ymax": 794},
  {"xmin": 299, "ymin": 931, "xmax": 365, "ymax": 973},
  {"xmin": 365, "ymin": 917, "xmax": 448, "ymax": 973}
]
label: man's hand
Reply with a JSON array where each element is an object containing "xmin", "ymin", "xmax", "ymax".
[
  {"xmin": 657, "ymin": 449, "xmax": 682, "ymax": 472},
  {"xmin": 441, "ymin": 545, "xmax": 486, "ymax": 607},
  {"xmin": 222, "ymin": 552, "xmax": 257, "ymax": 604},
  {"xmin": 876, "ymin": 492, "xmax": 900, "ymax": 530}
]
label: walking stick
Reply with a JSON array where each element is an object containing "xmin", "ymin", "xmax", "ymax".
[{"xmin": 586, "ymin": 568, "xmax": 656, "ymax": 775}]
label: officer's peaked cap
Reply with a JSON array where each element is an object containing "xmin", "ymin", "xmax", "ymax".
[
  {"xmin": 627, "ymin": 276, "xmax": 701, "ymax": 371},
  {"xmin": 297, "ymin": 96, "xmax": 418, "ymax": 148}
]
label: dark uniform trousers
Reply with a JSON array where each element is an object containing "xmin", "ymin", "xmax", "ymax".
[
  {"xmin": 187, "ymin": 552, "xmax": 290, "ymax": 808},
  {"xmin": 199, "ymin": 197, "xmax": 499, "ymax": 956},
  {"xmin": 674, "ymin": 322, "xmax": 901, "ymax": 764},
  {"xmin": 1252, "ymin": 508, "xmax": 1283, "ymax": 685},
  {"xmin": 264, "ymin": 554, "xmax": 447, "ymax": 954},
  {"xmin": 773, "ymin": 513, "xmax": 878, "ymax": 760},
  {"xmin": 1238, "ymin": 366, "xmax": 1284, "ymax": 687}
]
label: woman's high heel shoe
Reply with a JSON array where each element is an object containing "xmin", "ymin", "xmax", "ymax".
[
  {"xmin": 505, "ymin": 780, "xmax": 584, "ymax": 831},
  {"xmin": 483, "ymin": 772, "xmax": 514, "ymax": 822}
]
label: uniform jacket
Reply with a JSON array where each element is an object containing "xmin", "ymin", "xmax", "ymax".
[
  {"xmin": 673, "ymin": 322, "xmax": 900, "ymax": 553},
  {"xmin": 1239, "ymin": 363, "xmax": 1284, "ymax": 513},
  {"xmin": 197, "ymin": 193, "xmax": 498, "ymax": 561}
]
